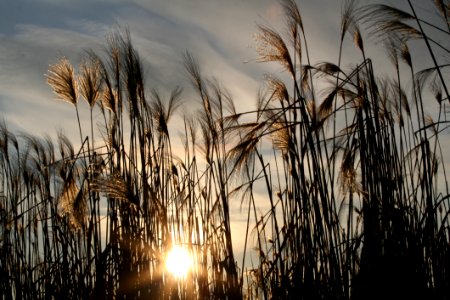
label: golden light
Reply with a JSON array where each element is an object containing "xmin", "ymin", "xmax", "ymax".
[{"xmin": 165, "ymin": 245, "xmax": 193, "ymax": 279}]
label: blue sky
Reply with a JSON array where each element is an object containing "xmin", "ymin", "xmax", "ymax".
[
  {"xmin": 0, "ymin": 0, "xmax": 354, "ymax": 140},
  {"xmin": 0, "ymin": 0, "xmax": 446, "ymax": 180}
]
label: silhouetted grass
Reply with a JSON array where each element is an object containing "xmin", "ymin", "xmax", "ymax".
[{"xmin": 1, "ymin": 1, "xmax": 449, "ymax": 299}]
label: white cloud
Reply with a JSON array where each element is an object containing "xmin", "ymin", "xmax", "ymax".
[{"xmin": 0, "ymin": 22, "xmax": 108, "ymax": 143}]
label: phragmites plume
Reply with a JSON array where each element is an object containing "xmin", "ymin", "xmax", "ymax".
[
  {"xmin": 266, "ymin": 76, "xmax": 289, "ymax": 104},
  {"xmin": 434, "ymin": 0, "xmax": 450, "ymax": 22},
  {"xmin": 79, "ymin": 54, "xmax": 103, "ymax": 108},
  {"xmin": 256, "ymin": 25, "xmax": 295, "ymax": 77},
  {"xmin": 270, "ymin": 120, "xmax": 291, "ymax": 153},
  {"xmin": 59, "ymin": 178, "xmax": 86, "ymax": 230},
  {"xmin": 384, "ymin": 36, "xmax": 400, "ymax": 68},
  {"xmin": 400, "ymin": 41, "xmax": 412, "ymax": 67},
  {"xmin": 359, "ymin": 4, "xmax": 421, "ymax": 42},
  {"xmin": 150, "ymin": 87, "xmax": 183, "ymax": 137},
  {"xmin": 430, "ymin": 78, "xmax": 443, "ymax": 104},
  {"xmin": 90, "ymin": 172, "xmax": 139, "ymax": 207},
  {"xmin": 353, "ymin": 25, "xmax": 364, "ymax": 53},
  {"xmin": 281, "ymin": 0, "xmax": 303, "ymax": 31},
  {"xmin": 280, "ymin": 0, "xmax": 303, "ymax": 51},
  {"xmin": 102, "ymin": 87, "xmax": 117, "ymax": 113},
  {"xmin": 184, "ymin": 51, "xmax": 203, "ymax": 92},
  {"xmin": 46, "ymin": 57, "xmax": 78, "ymax": 105},
  {"xmin": 341, "ymin": 0, "xmax": 358, "ymax": 42},
  {"xmin": 339, "ymin": 148, "xmax": 360, "ymax": 194}
]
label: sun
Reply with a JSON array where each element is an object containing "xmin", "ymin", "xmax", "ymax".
[{"xmin": 165, "ymin": 245, "xmax": 193, "ymax": 279}]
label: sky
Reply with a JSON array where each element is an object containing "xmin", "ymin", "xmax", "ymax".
[
  {"xmin": 0, "ymin": 0, "xmax": 441, "ymax": 136},
  {"xmin": 0, "ymin": 0, "xmax": 355, "ymax": 140}
]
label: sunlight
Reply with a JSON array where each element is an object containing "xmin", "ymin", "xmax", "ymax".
[{"xmin": 165, "ymin": 245, "xmax": 193, "ymax": 279}]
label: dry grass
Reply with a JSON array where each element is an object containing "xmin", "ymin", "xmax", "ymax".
[{"xmin": 1, "ymin": 1, "xmax": 450, "ymax": 299}]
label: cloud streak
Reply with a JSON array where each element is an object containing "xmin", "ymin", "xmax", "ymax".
[
  {"xmin": 0, "ymin": 0, "xmax": 363, "ymax": 136},
  {"xmin": 0, "ymin": 1, "xmax": 277, "ymax": 141}
]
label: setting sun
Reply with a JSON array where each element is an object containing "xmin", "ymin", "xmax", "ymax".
[{"xmin": 165, "ymin": 245, "xmax": 193, "ymax": 279}]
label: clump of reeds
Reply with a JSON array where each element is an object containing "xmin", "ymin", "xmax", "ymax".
[
  {"xmin": 0, "ymin": 1, "xmax": 449, "ymax": 299},
  {"xmin": 235, "ymin": 0, "xmax": 450, "ymax": 299}
]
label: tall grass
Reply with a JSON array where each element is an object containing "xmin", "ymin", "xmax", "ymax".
[{"xmin": 1, "ymin": 1, "xmax": 449, "ymax": 299}]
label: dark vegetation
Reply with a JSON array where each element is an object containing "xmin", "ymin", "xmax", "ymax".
[{"xmin": 1, "ymin": 0, "xmax": 450, "ymax": 299}]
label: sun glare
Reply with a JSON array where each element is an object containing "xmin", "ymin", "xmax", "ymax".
[{"xmin": 165, "ymin": 245, "xmax": 193, "ymax": 279}]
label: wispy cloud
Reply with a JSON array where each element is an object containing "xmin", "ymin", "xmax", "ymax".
[
  {"xmin": 0, "ymin": 0, "xmax": 354, "ymax": 137},
  {"xmin": 0, "ymin": 22, "xmax": 105, "ymax": 136},
  {"xmin": 1, "ymin": 0, "xmax": 431, "ymax": 155}
]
